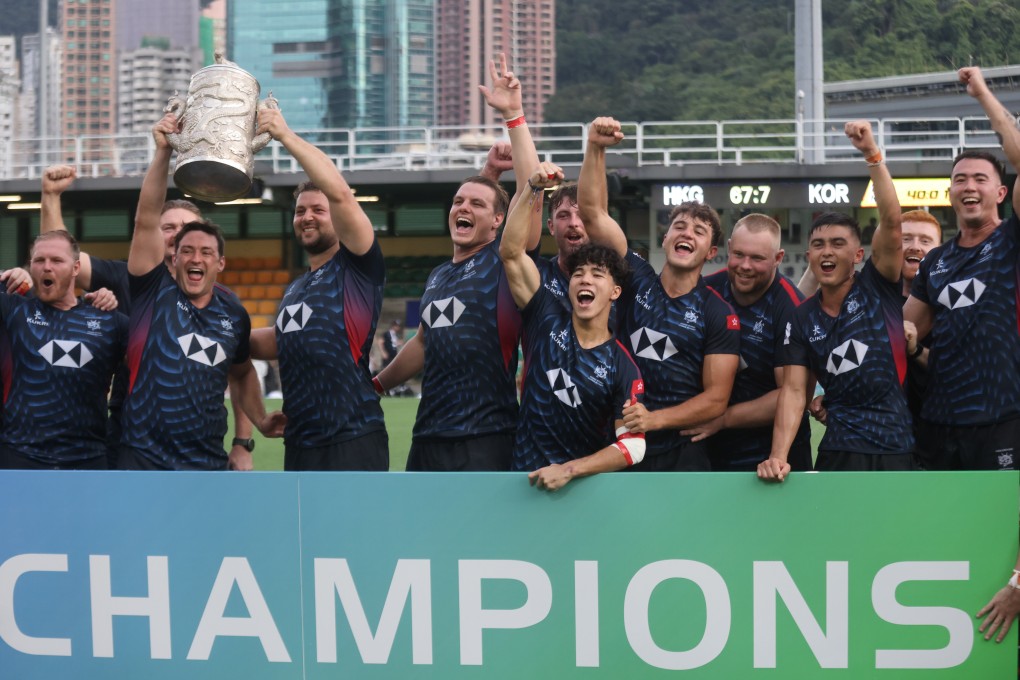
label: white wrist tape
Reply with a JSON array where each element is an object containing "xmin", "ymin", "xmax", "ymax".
[{"xmin": 613, "ymin": 426, "xmax": 646, "ymax": 466}]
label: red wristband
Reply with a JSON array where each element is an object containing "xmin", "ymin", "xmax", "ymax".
[
  {"xmin": 505, "ymin": 115, "xmax": 526, "ymax": 129},
  {"xmin": 372, "ymin": 377, "xmax": 384, "ymax": 394}
]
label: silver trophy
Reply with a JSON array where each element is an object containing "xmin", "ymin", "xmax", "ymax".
[{"xmin": 165, "ymin": 52, "xmax": 278, "ymax": 202}]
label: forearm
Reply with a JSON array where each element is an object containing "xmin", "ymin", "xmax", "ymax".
[
  {"xmin": 40, "ymin": 191, "xmax": 67, "ymax": 234},
  {"xmin": 720, "ymin": 389, "xmax": 780, "ymax": 429},
  {"xmin": 974, "ymin": 90, "xmax": 1020, "ymax": 173},
  {"xmin": 563, "ymin": 444, "xmax": 631, "ymax": 480},
  {"xmin": 768, "ymin": 384, "xmax": 808, "ymax": 462},
  {"xmin": 578, "ymin": 142, "xmax": 627, "ymax": 255},
  {"xmin": 129, "ymin": 146, "xmax": 172, "ymax": 274},
  {"xmin": 867, "ymin": 157, "xmax": 903, "ymax": 270},
  {"xmin": 232, "ymin": 395, "xmax": 254, "ymax": 439},
  {"xmin": 229, "ymin": 363, "xmax": 268, "ymax": 430},
  {"xmin": 651, "ymin": 391, "xmax": 731, "ymax": 431},
  {"xmin": 375, "ymin": 331, "xmax": 424, "ymax": 389}
]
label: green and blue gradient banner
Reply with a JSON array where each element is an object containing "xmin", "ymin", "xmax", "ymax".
[{"xmin": 0, "ymin": 471, "xmax": 1016, "ymax": 678}]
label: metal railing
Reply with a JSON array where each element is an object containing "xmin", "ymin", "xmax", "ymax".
[{"xmin": 0, "ymin": 116, "xmax": 1002, "ymax": 181}]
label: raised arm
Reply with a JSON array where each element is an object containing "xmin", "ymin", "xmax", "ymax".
[
  {"xmin": 845, "ymin": 120, "xmax": 902, "ymax": 282},
  {"xmin": 578, "ymin": 117, "xmax": 628, "ymax": 256},
  {"xmin": 258, "ymin": 108, "xmax": 374, "ymax": 256},
  {"xmin": 500, "ymin": 163, "xmax": 564, "ymax": 308},
  {"xmin": 959, "ymin": 67, "xmax": 1020, "ymax": 213},
  {"xmin": 40, "ymin": 165, "xmax": 97, "ymax": 288},
  {"xmin": 128, "ymin": 114, "xmax": 176, "ymax": 276}
]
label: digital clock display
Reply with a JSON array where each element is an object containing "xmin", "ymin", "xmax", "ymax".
[{"xmin": 728, "ymin": 185, "xmax": 772, "ymax": 205}]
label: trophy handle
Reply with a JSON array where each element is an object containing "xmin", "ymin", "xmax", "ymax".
[
  {"xmin": 164, "ymin": 91, "xmax": 189, "ymax": 152},
  {"xmin": 251, "ymin": 92, "xmax": 280, "ymax": 153}
]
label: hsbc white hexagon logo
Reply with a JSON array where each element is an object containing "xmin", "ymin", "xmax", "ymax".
[
  {"xmin": 277, "ymin": 302, "xmax": 313, "ymax": 333},
  {"xmin": 630, "ymin": 327, "xmax": 678, "ymax": 362},
  {"xmin": 825, "ymin": 339, "xmax": 868, "ymax": 376},
  {"xmin": 38, "ymin": 340, "xmax": 93, "ymax": 368},
  {"xmin": 546, "ymin": 368, "xmax": 581, "ymax": 407},
  {"xmin": 936, "ymin": 278, "xmax": 986, "ymax": 310},
  {"xmin": 422, "ymin": 296, "xmax": 465, "ymax": 329},
  {"xmin": 177, "ymin": 333, "xmax": 227, "ymax": 367}
]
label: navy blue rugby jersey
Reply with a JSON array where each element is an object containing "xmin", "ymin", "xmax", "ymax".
[
  {"xmin": 0, "ymin": 294, "xmax": 127, "ymax": 464},
  {"xmin": 90, "ymin": 257, "xmax": 131, "ymax": 313},
  {"xmin": 512, "ymin": 285, "xmax": 643, "ymax": 471},
  {"xmin": 413, "ymin": 238, "xmax": 522, "ymax": 439},
  {"xmin": 88, "ymin": 257, "xmax": 131, "ymax": 436},
  {"xmin": 121, "ymin": 265, "xmax": 250, "ymax": 470},
  {"xmin": 910, "ymin": 214, "xmax": 1020, "ymax": 425},
  {"xmin": 618, "ymin": 253, "xmax": 740, "ymax": 457},
  {"xmin": 786, "ymin": 258, "xmax": 912, "ymax": 455},
  {"xmin": 535, "ymin": 255, "xmax": 572, "ymax": 312},
  {"xmin": 275, "ymin": 240, "xmax": 385, "ymax": 448},
  {"xmin": 702, "ymin": 270, "xmax": 810, "ymax": 464}
]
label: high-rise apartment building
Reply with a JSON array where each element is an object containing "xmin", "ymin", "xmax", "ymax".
[
  {"xmin": 61, "ymin": 0, "xmax": 117, "ymax": 141},
  {"xmin": 0, "ymin": 36, "xmax": 18, "ymax": 152},
  {"xmin": 117, "ymin": 43, "xmax": 195, "ymax": 133},
  {"xmin": 435, "ymin": 0, "xmax": 555, "ymax": 128},
  {"xmin": 228, "ymin": 0, "xmax": 433, "ymax": 132},
  {"xmin": 19, "ymin": 29, "xmax": 62, "ymax": 141}
]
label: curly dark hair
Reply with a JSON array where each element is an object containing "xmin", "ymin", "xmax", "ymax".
[{"xmin": 563, "ymin": 243, "xmax": 630, "ymax": 288}]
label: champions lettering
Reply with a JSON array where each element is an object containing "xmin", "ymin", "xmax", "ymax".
[{"xmin": 0, "ymin": 554, "xmax": 973, "ymax": 671}]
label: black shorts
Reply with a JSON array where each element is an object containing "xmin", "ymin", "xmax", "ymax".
[
  {"xmin": 915, "ymin": 416, "xmax": 1020, "ymax": 471},
  {"xmin": 627, "ymin": 439, "xmax": 711, "ymax": 472},
  {"xmin": 709, "ymin": 438, "xmax": 813, "ymax": 473},
  {"xmin": 406, "ymin": 432, "xmax": 513, "ymax": 471},
  {"xmin": 116, "ymin": 447, "xmax": 228, "ymax": 471},
  {"xmin": 284, "ymin": 429, "xmax": 389, "ymax": 471},
  {"xmin": 1, "ymin": 447, "xmax": 107, "ymax": 470},
  {"xmin": 815, "ymin": 450, "xmax": 918, "ymax": 472}
]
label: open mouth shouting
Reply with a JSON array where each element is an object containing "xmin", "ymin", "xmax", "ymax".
[
  {"xmin": 186, "ymin": 267, "xmax": 205, "ymax": 284},
  {"xmin": 819, "ymin": 260, "xmax": 837, "ymax": 275},
  {"xmin": 575, "ymin": 288, "xmax": 596, "ymax": 309},
  {"xmin": 454, "ymin": 215, "xmax": 474, "ymax": 234}
]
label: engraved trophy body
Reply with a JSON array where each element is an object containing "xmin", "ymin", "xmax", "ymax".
[{"xmin": 165, "ymin": 53, "xmax": 278, "ymax": 202}]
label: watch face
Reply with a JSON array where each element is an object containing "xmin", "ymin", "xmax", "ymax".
[{"xmin": 234, "ymin": 438, "xmax": 255, "ymax": 452}]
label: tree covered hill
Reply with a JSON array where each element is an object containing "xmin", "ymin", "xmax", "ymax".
[{"xmin": 547, "ymin": 0, "xmax": 1020, "ymax": 122}]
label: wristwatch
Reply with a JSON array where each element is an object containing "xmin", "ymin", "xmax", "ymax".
[{"xmin": 232, "ymin": 437, "xmax": 255, "ymax": 452}]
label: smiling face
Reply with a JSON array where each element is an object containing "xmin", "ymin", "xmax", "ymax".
[
  {"xmin": 949, "ymin": 157, "xmax": 1007, "ymax": 230},
  {"xmin": 900, "ymin": 220, "xmax": 940, "ymax": 283},
  {"xmin": 449, "ymin": 181, "xmax": 504, "ymax": 253},
  {"xmin": 727, "ymin": 225, "xmax": 783, "ymax": 305},
  {"xmin": 30, "ymin": 237, "xmax": 80, "ymax": 309},
  {"xmin": 569, "ymin": 262, "xmax": 621, "ymax": 322},
  {"xmin": 173, "ymin": 229, "xmax": 224, "ymax": 304},
  {"xmin": 549, "ymin": 196, "xmax": 588, "ymax": 260},
  {"xmin": 807, "ymin": 224, "xmax": 863, "ymax": 289},
  {"xmin": 662, "ymin": 212, "xmax": 717, "ymax": 272},
  {"xmin": 293, "ymin": 189, "xmax": 339, "ymax": 255}
]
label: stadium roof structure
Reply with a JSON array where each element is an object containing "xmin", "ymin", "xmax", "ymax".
[{"xmin": 825, "ymin": 65, "xmax": 1020, "ymax": 119}]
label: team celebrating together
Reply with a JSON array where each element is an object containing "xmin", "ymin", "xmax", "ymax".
[{"xmin": 0, "ymin": 58, "xmax": 1018, "ymax": 641}]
